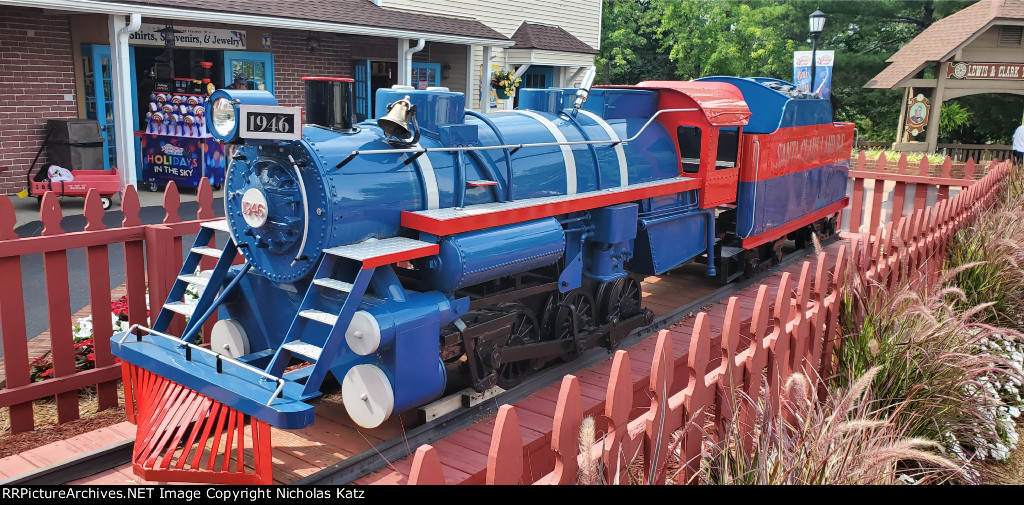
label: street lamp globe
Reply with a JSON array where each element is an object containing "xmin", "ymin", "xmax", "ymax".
[{"xmin": 809, "ymin": 9, "xmax": 826, "ymax": 35}]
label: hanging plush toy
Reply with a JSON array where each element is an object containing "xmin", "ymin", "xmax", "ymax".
[
  {"xmin": 162, "ymin": 112, "xmax": 174, "ymax": 135},
  {"xmin": 183, "ymin": 115, "xmax": 197, "ymax": 137},
  {"xmin": 171, "ymin": 114, "xmax": 183, "ymax": 136},
  {"xmin": 148, "ymin": 112, "xmax": 163, "ymax": 134}
]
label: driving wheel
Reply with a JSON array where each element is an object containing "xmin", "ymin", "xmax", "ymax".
[
  {"xmin": 598, "ymin": 275, "xmax": 642, "ymax": 324},
  {"xmin": 495, "ymin": 303, "xmax": 540, "ymax": 390},
  {"xmin": 550, "ymin": 289, "xmax": 596, "ymax": 358}
]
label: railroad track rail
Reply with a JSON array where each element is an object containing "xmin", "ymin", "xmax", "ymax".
[{"xmin": 3, "ymin": 237, "xmax": 832, "ymax": 486}]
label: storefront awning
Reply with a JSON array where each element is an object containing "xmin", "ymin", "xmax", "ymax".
[{"xmin": 0, "ymin": 0, "xmax": 513, "ymax": 46}]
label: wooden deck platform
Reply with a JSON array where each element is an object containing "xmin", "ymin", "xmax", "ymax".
[{"xmin": 0, "ymin": 240, "xmax": 838, "ymax": 485}]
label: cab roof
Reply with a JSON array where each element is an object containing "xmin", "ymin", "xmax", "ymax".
[{"xmin": 599, "ymin": 81, "xmax": 751, "ymax": 127}]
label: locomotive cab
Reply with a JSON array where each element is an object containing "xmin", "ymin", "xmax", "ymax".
[{"xmin": 630, "ymin": 81, "xmax": 749, "ymax": 209}]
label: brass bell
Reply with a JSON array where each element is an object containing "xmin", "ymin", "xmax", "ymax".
[{"xmin": 377, "ymin": 96, "xmax": 414, "ymax": 139}]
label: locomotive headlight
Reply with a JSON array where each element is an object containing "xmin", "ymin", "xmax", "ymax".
[
  {"xmin": 206, "ymin": 89, "xmax": 281, "ymax": 143},
  {"xmin": 211, "ymin": 97, "xmax": 237, "ymax": 138}
]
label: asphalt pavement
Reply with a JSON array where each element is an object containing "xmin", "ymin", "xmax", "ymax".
[{"xmin": 2, "ymin": 187, "xmax": 224, "ymax": 354}]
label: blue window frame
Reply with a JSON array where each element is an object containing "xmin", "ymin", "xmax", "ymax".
[
  {"xmin": 354, "ymin": 59, "xmax": 371, "ymax": 122},
  {"xmin": 223, "ymin": 51, "xmax": 274, "ymax": 93},
  {"xmin": 82, "ymin": 44, "xmax": 138, "ymax": 171},
  {"xmin": 411, "ymin": 62, "xmax": 441, "ymax": 89}
]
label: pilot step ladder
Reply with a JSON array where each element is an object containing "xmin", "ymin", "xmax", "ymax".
[
  {"xmin": 122, "ymin": 220, "xmax": 437, "ymax": 484},
  {"xmin": 123, "ymin": 219, "xmax": 272, "ymax": 484}
]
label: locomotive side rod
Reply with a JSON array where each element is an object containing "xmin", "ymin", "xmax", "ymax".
[{"xmin": 334, "ymin": 108, "xmax": 699, "ymax": 169}]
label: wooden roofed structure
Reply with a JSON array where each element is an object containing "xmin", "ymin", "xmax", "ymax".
[{"xmin": 865, "ymin": 0, "xmax": 1024, "ymax": 153}]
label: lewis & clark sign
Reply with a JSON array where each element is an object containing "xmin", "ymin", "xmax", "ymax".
[{"xmin": 946, "ymin": 62, "xmax": 1024, "ymax": 81}]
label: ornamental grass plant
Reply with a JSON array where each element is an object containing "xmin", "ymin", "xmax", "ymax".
[
  {"xmin": 680, "ymin": 165, "xmax": 1024, "ymax": 485},
  {"xmin": 833, "ymin": 163, "xmax": 1024, "ymax": 479},
  {"xmin": 945, "ymin": 164, "xmax": 1024, "ymax": 327},
  {"xmin": 837, "ymin": 275, "xmax": 1023, "ymax": 477},
  {"xmin": 578, "ymin": 164, "xmax": 1024, "ymax": 485},
  {"xmin": 694, "ymin": 369, "xmax": 963, "ymax": 485}
]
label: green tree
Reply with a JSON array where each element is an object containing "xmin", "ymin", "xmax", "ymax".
[
  {"xmin": 596, "ymin": 0, "xmax": 676, "ymax": 84},
  {"xmin": 657, "ymin": 0, "xmax": 798, "ymax": 79},
  {"xmin": 596, "ymin": 0, "xmax": 985, "ymax": 142}
]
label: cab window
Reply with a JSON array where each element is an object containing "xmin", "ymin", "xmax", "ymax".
[
  {"xmin": 677, "ymin": 126, "xmax": 702, "ymax": 174},
  {"xmin": 716, "ymin": 128, "xmax": 739, "ymax": 170}
]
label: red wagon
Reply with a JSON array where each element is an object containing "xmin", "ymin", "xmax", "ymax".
[
  {"xmin": 25, "ymin": 119, "xmax": 121, "ymax": 209},
  {"xmin": 29, "ymin": 168, "xmax": 121, "ymax": 209}
]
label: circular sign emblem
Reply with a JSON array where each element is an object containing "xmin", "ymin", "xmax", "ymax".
[
  {"xmin": 240, "ymin": 188, "xmax": 269, "ymax": 228},
  {"xmin": 953, "ymin": 62, "xmax": 968, "ymax": 79}
]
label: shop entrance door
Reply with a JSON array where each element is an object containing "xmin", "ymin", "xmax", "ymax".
[
  {"xmin": 513, "ymin": 65, "xmax": 555, "ymax": 108},
  {"xmin": 520, "ymin": 65, "xmax": 555, "ymax": 89},
  {"xmin": 353, "ymin": 60, "xmax": 398, "ymax": 122},
  {"xmin": 223, "ymin": 51, "xmax": 274, "ymax": 92},
  {"xmin": 82, "ymin": 44, "xmax": 138, "ymax": 171}
]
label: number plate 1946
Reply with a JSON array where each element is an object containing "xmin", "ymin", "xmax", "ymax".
[{"xmin": 238, "ymin": 105, "xmax": 302, "ymax": 141}]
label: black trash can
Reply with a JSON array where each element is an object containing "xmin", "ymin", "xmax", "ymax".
[{"xmin": 45, "ymin": 119, "xmax": 105, "ymax": 171}]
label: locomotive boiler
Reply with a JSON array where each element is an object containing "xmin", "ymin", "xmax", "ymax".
[{"xmin": 112, "ymin": 73, "xmax": 852, "ymax": 462}]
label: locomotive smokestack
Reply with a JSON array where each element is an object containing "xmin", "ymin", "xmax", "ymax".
[{"xmin": 302, "ymin": 76, "xmax": 355, "ymax": 131}]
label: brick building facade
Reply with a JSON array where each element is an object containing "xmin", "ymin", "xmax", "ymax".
[
  {"xmin": 0, "ymin": 0, "xmax": 599, "ymax": 196},
  {"xmin": 0, "ymin": 7, "xmax": 79, "ymax": 194}
]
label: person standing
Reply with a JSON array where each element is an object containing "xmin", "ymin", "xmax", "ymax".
[
  {"xmin": 1013, "ymin": 121, "xmax": 1024, "ymax": 166},
  {"xmin": 229, "ymin": 73, "xmax": 248, "ymax": 90}
]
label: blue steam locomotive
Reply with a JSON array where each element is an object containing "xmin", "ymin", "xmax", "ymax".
[{"xmin": 112, "ymin": 73, "xmax": 852, "ymax": 431}]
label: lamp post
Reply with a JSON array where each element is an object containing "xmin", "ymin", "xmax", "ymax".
[{"xmin": 809, "ymin": 9, "xmax": 826, "ymax": 96}]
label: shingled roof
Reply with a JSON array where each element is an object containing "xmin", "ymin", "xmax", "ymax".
[
  {"xmin": 510, "ymin": 21, "xmax": 597, "ymax": 54},
  {"xmin": 47, "ymin": 0, "xmax": 508, "ymax": 42},
  {"xmin": 865, "ymin": 0, "xmax": 1024, "ymax": 89}
]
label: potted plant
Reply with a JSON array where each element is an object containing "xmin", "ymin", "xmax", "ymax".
[{"xmin": 491, "ymin": 69, "xmax": 521, "ymax": 100}]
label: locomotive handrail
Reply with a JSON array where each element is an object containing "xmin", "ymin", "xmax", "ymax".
[
  {"xmin": 742, "ymin": 139, "xmax": 762, "ymax": 238},
  {"xmin": 117, "ymin": 324, "xmax": 287, "ymax": 406},
  {"xmin": 288, "ymin": 155, "xmax": 311, "ymax": 267},
  {"xmin": 335, "ymin": 108, "xmax": 700, "ymax": 170}
]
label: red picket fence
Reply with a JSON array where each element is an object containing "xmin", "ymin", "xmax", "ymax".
[
  {"xmin": 405, "ymin": 160, "xmax": 1010, "ymax": 485},
  {"xmin": 846, "ymin": 152, "xmax": 994, "ymax": 235},
  {"xmin": 0, "ymin": 179, "xmax": 224, "ymax": 434},
  {"xmin": 0, "ymin": 158, "xmax": 1009, "ymax": 478}
]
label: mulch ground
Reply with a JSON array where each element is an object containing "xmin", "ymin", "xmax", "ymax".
[{"xmin": 0, "ymin": 386, "xmax": 127, "ymax": 460}]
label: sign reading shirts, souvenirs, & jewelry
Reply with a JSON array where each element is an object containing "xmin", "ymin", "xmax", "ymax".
[{"xmin": 129, "ymin": 23, "xmax": 246, "ymax": 50}]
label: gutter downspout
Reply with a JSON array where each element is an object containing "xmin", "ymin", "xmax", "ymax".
[
  {"xmin": 110, "ymin": 13, "xmax": 141, "ymax": 190},
  {"xmin": 400, "ymin": 38, "xmax": 426, "ymax": 87}
]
